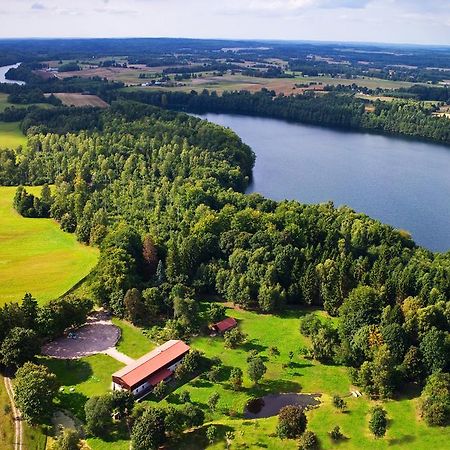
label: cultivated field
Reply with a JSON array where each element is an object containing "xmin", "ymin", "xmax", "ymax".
[
  {"xmin": 51, "ymin": 93, "xmax": 109, "ymax": 108},
  {"xmin": 0, "ymin": 122, "xmax": 27, "ymax": 149},
  {"xmin": 0, "ymin": 186, "xmax": 99, "ymax": 305}
]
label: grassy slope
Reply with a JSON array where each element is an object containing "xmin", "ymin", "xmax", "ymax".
[
  {"xmin": 0, "ymin": 375, "xmax": 14, "ymax": 448},
  {"xmin": 0, "ymin": 186, "xmax": 99, "ymax": 305},
  {"xmin": 0, "ymin": 121, "xmax": 27, "ymax": 149}
]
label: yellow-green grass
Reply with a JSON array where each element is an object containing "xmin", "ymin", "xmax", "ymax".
[
  {"xmin": 112, "ymin": 317, "xmax": 155, "ymax": 359},
  {"xmin": 0, "ymin": 375, "xmax": 14, "ymax": 448},
  {"xmin": 22, "ymin": 423, "xmax": 47, "ymax": 450},
  {"xmin": 39, "ymin": 354, "xmax": 124, "ymax": 420},
  {"xmin": 0, "ymin": 121, "xmax": 27, "ymax": 149},
  {"xmin": 0, "ymin": 186, "xmax": 99, "ymax": 305}
]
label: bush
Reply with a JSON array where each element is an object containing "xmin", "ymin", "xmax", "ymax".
[
  {"xmin": 329, "ymin": 425, "xmax": 343, "ymax": 441},
  {"xmin": 332, "ymin": 395, "xmax": 347, "ymax": 411},
  {"xmin": 276, "ymin": 405, "xmax": 307, "ymax": 439},
  {"xmin": 298, "ymin": 430, "xmax": 319, "ymax": 450},
  {"xmin": 224, "ymin": 327, "xmax": 246, "ymax": 348},
  {"xmin": 369, "ymin": 406, "xmax": 388, "ymax": 438},
  {"xmin": 178, "ymin": 391, "xmax": 191, "ymax": 403},
  {"xmin": 152, "ymin": 381, "xmax": 167, "ymax": 400},
  {"xmin": 419, "ymin": 372, "xmax": 450, "ymax": 426}
]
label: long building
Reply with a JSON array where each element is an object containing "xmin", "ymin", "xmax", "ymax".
[{"xmin": 112, "ymin": 339, "xmax": 190, "ymax": 398}]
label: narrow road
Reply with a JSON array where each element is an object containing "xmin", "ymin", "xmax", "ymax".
[
  {"xmin": 104, "ymin": 347, "xmax": 135, "ymax": 365},
  {"xmin": 4, "ymin": 376, "xmax": 23, "ymax": 450}
]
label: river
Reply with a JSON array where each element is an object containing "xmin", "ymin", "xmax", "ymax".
[
  {"xmin": 0, "ymin": 63, "xmax": 25, "ymax": 85},
  {"xmin": 198, "ymin": 113, "xmax": 450, "ymax": 252}
]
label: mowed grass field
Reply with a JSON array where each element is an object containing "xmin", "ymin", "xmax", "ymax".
[
  {"xmin": 50, "ymin": 93, "xmax": 109, "ymax": 108},
  {"xmin": 0, "ymin": 121, "xmax": 27, "ymax": 149},
  {"xmin": 0, "ymin": 186, "xmax": 99, "ymax": 305},
  {"xmin": 45, "ymin": 305, "xmax": 447, "ymax": 450}
]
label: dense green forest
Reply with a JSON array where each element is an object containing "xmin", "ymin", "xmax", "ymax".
[
  {"xmin": 120, "ymin": 90, "xmax": 450, "ymax": 144},
  {"xmin": 0, "ymin": 101, "xmax": 448, "ymax": 406}
]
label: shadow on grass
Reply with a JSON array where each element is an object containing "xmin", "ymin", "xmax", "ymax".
[
  {"xmin": 246, "ymin": 378, "xmax": 302, "ymax": 397},
  {"xmin": 388, "ymin": 435, "xmax": 416, "ymax": 446},
  {"xmin": 242, "ymin": 339, "xmax": 268, "ymax": 354},
  {"xmin": 57, "ymin": 392, "xmax": 89, "ymax": 422},
  {"xmin": 40, "ymin": 358, "xmax": 93, "ymax": 386},
  {"xmin": 168, "ymin": 423, "xmax": 234, "ymax": 450}
]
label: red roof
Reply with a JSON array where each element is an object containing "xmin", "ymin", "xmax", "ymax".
[
  {"xmin": 213, "ymin": 317, "xmax": 237, "ymax": 333},
  {"xmin": 112, "ymin": 340, "xmax": 190, "ymax": 388},
  {"xmin": 147, "ymin": 368, "xmax": 172, "ymax": 386}
]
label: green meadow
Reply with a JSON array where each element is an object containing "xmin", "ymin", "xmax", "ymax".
[
  {"xmin": 0, "ymin": 186, "xmax": 99, "ymax": 305},
  {"xmin": 0, "ymin": 121, "xmax": 27, "ymax": 149}
]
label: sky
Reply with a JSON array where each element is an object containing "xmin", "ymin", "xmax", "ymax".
[{"xmin": 0, "ymin": 0, "xmax": 449, "ymax": 45}]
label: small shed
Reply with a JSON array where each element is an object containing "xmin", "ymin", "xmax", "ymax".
[{"xmin": 211, "ymin": 317, "xmax": 237, "ymax": 334}]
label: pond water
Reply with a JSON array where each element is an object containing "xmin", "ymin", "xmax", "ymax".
[
  {"xmin": 244, "ymin": 393, "xmax": 321, "ymax": 419},
  {"xmin": 0, "ymin": 63, "xmax": 25, "ymax": 85},
  {"xmin": 198, "ymin": 113, "xmax": 450, "ymax": 252}
]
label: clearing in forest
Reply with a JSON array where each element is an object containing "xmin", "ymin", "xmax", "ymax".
[
  {"xmin": 0, "ymin": 186, "xmax": 99, "ymax": 305},
  {"xmin": 50, "ymin": 93, "xmax": 109, "ymax": 108}
]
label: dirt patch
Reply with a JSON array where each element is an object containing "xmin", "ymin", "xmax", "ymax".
[
  {"xmin": 50, "ymin": 93, "xmax": 109, "ymax": 108},
  {"xmin": 42, "ymin": 316, "xmax": 120, "ymax": 359}
]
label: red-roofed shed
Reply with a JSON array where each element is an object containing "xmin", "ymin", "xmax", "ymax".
[{"xmin": 211, "ymin": 317, "xmax": 237, "ymax": 334}]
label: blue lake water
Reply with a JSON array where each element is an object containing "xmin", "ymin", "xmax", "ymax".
[
  {"xmin": 0, "ymin": 63, "xmax": 25, "ymax": 85},
  {"xmin": 199, "ymin": 113, "xmax": 450, "ymax": 252}
]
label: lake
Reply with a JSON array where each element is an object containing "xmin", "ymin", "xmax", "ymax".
[
  {"xmin": 0, "ymin": 63, "xmax": 25, "ymax": 85},
  {"xmin": 198, "ymin": 113, "xmax": 450, "ymax": 252}
]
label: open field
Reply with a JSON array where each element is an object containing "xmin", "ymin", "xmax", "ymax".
[
  {"xmin": 50, "ymin": 93, "xmax": 109, "ymax": 108},
  {"xmin": 0, "ymin": 93, "xmax": 52, "ymax": 113},
  {"xmin": 124, "ymin": 72, "xmax": 421, "ymax": 96},
  {"xmin": 43, "ymin": 304, "xmax": 448, "ymax": 450},
  {"xmin": 0, "ymin": 186, "xmax": 99, "ymax": 305},
  {"xmin": 0, "ymin": 121, "xmax": 27, "ymax": 149}
]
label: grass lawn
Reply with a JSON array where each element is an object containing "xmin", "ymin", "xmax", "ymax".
[
  {"xmin": 22, "ymin": 423, "xmax": 47, "ymax": 450},
  {"xmin": 0, "ymin": 121, "xmax": 27, "ymax": 149},
  {"xmin": 0, "ymin": 186, "xmax": 99, "ymax": 305},
  {"xmin": 39, "ymin": 354, "xmax": 124, "ymax": 421},
  {"xmin": 112, "ymin": 317, "xmax": 155, "ymax": 359}
]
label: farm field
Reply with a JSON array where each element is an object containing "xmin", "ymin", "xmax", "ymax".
[
  {"xmin": 50, "ymin": 93, "xmax": 109, "ymax": 108},
  {"xmin": 0, "ymin": 121, "xmax": 27, "ymax": 149},
  {"xmin": 0, "ymin": 186, "xmax": 99, "ymax": 305},
  {"xmin": 0, "ymin": 93, "xmax": 52, "ymax": 113},
  {"xmin": 43, "ymin": 305, "xmax": 448, "ymax": 450},
  {"xmin": 124, "ymin": 72, "xmax": 420, "ymax": 96}
]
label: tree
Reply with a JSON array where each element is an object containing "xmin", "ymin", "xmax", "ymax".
[
  {"xmin": 111, "ymin": 389, "xmax": 134, "ymax": 418},
  {"xmin": 310, "ymin": 325, "xmax": 339, "ymax": 363},
  {"xmin": 418, "ymin": 372, "xmax": 450, "ymax": 426},
  {"xmin": 14, "ymin": 362, "xmax": 59, "ymax": 424},
  {"xmin": 298, "ymin": 430, "xmax": 319, "ymax": 450},
  {"xmin": 182, "ymin": 403, "xmax": 205, "ymax": 428},
  {"xmin": 51, "ymin": 428, "xmax": 81, "ymax": 450},
  {"xmin": 0, "ymin": 327, "xmax": 40, "ymax": 369},
  {"xmin": 248, "ymin": 356, "xmax": 267, "ymax": 385},
  {"xmin": 85, "ymin": 395, "xmax": 113, "ymax": 436},
  {"xmin": 142, "ymin": 234, "xmax": 159, "ymax": 278},
  {"xmin": 400, "ymin": 346, "xmax": 425, "ymax": 382},
  {"xmin": 332, "ymin": 395, "xmax": 347, "ymax": 412},
  {"xmin": 124, "ymin": 288, "xmax": 146, "ymax": 325},
  {"xmin": 339, "ymin": 286, "xmax": 383, "ymax": 341},
  {"xmin": 369, "ymin": 406, "xmax": 388, "ymax": 438},
  {"xmin": 207, "ymin": 303, "xmax": 226, "ymax": 323},
  {"xmin": 131, "ymin": 407, "xmax": 166, "ymax": 450},
  {"xmin": 164, "ymin": 406, "xmax": 185, "ymax": 436},
  {"xmin": 206, "ymin": 425, "xmax": 217, "ymax": 444},
  {"xmin": 178, "ymin": 390, "xmax": 191, "ymax": 403},
  {"xmin": 153, "ymin": 381, "xmax": 167, "ymax": 400},
  {"xmin": 223, "ymin": 327, "xmax": 246, "ymax": 349},
  {"xmin": 277, "ymin": 405, "xmax": 307, "ymax": 439},
  {"xmin": 420, "ymin": 328, "xmax": 449, "ymax": 374},
  {"xmin": 207, "ymin": 392, "xmax": 220, "ymax": 411},
  {"xmin": 300, "ymin": 313, "xmax": 322, "ymax": 337},
  {"xmin": 229, "ymin": 367, "xmax": 243, "ymax": 391}
]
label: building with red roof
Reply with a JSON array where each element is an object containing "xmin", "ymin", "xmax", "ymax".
[
  {"xmin": 210, "ymin": 317, "xmax": 237, "ymax": 334},
  {"xmin": 112, "ymin": 340, "xmax": 190, "ymax": 398}
]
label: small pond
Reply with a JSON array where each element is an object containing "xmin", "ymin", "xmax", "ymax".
[{"xmin": 244, "ymin": 393, "xmax": 321, "ymax": 419}]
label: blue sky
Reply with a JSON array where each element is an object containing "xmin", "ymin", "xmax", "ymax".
[{"xmin": 0, "ymin": 0, "xmax": 449, "ymax": 45}]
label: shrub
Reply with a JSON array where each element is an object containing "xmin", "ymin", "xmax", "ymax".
[
  {"xmin": 276, "ymin": 405, "xmax": 307, "ymax": 439},
  {"xmin": 368, "ymin": 406, "xmax": 388, "ymax": 438},
  {"xmin": 298, "ymin": 430, "xmax": 319, "ymax": 449},
  {"xmin": 419, "ymin": 372, "xmax": 450, "ymax": 426},
  {"xmin": 224, "ymin": 327, "xmax": 246, "ymax": 348},
  {"xmin": 332, "ymin": 395, "xmax": 347, "ymax": 411},
  {"xmin": 329, "ymin": 425, "xmax": 343, "ymax": 441}
]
